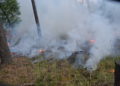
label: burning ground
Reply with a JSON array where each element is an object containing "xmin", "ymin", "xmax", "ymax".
[
  {"xmin": 7, "ymin": 0, "xmax": 120, "ymax": 70},
  {"xmin": 1, "ymin": 0, "xmax": 120, "ymax": 86}
]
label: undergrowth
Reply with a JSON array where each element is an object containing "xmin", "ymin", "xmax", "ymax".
[{"xmin": 0, "ymin": 56, "xmax": 120, "ymax": 86}]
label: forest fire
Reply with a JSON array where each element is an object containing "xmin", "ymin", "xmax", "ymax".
[{"xmin": 6, "ymin": 0, "xmax": 120, "ymax": 72}]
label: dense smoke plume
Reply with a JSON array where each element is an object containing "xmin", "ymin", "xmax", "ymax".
[{"xmin": 9, "ymin": 0, "xmax": 120, "ymax": 70}]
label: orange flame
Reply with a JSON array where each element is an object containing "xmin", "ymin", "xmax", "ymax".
[
  {"xmin": 38, "ymin": 49, "xmax": 46, "ymax": 53},
  {"xmin": 108, "ymin": 69, "xmax": 115, "ymax": 73},
  {"xmin": 89, "ymin": 40, "xmax": 96, "ymax": 43}
]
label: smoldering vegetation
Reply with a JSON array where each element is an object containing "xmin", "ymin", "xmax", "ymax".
[{"xmin": 8, "ymin": 0, "xmax": 120, "ymax": 70}]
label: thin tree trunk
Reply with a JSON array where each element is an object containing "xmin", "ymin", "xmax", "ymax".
[
  {"xmin": 31, "ymin": 0, "xmax": 41, "ymax": 36},
  {"xmin": 0, "ymin": 24, "xmax": 12, "ymax": 64}
]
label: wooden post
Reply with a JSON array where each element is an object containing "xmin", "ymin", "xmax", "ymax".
[
  {"xmin": 31, "ymin": 0, "xmax": 41, "ymax": 36},
  {"xmin": 115, "ymin": 61, "xmax": 120, "ymax": 86}
]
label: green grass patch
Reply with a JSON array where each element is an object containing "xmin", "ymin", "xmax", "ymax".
[{"xmin": 35, "ymin": 56, "xmax": 120, "ymax": 86}]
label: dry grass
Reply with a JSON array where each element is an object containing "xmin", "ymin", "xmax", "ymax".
[
  {"xmin": 0, "ymin": 56, "xmax": 120, "ymax": 86},
  {"xmin": 0, "ymin": 57, "xmax": 36, "ymax": 86}
]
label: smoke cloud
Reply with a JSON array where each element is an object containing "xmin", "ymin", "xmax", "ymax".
[{"xmin": 9, "ymin": 0, "xmax": 120, "ymax": 70}]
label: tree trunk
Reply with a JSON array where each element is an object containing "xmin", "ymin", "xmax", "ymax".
[
  {"xmin": 0, "ymin": 24, "xmax": 12, "ymax": 64},
  {"xmin": 115, "ymin": 61, "xmax": 120, "ymax": 86}
]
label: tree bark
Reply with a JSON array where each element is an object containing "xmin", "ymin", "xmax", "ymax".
[
  {"xmin": 115, "ymin": 61, "xmax": 120, "ymax": 86},
  {"xmin": 0, "ymin": 24, "xmax": 12, "ymax": 64},
  {"xmin": 31, "ymin": 0, "xmax": 41, "ymax": 36}
]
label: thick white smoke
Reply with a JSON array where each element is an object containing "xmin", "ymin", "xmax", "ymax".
[{"xmin": 9, "ymin": 0, "xmax": 120, "ymax": 70}]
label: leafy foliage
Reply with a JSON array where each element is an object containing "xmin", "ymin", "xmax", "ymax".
[{"xmin": 0, "ymin": 0, "xmax": 20, "ymax": 27}]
